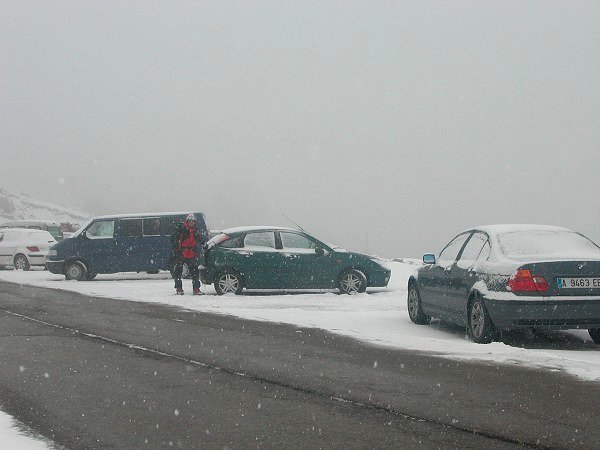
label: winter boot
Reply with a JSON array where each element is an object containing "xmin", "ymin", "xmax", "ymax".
[
  {"xmin": 193, "ymin": 288, "xmax": 203, "ymax": 295},
  {"xmin": 176, "ymin": 288, "xmax": 184, "ymax": 295}
]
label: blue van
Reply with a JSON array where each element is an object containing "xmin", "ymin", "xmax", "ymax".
[{"xmin": 46, "ymin": 212, "xmax": 208, "ymax": 280}]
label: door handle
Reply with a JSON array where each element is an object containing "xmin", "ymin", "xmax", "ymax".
[{"xmin": 282, "ymin": 253, "xmax": 297, "ymax": 258}]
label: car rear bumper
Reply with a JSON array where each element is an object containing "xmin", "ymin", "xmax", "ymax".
[
  {"xmin": 484, "ymin": 296, "xmax": 600, "ymax": 330},
  {"xmin": 27, "ymin": 254, "xmax": 48, "ymax": 266},
  {"xmin": 46, "ymin": 260, "xmax": 65, "ymax": 274}
]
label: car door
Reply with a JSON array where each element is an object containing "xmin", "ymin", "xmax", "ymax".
[
  {"xmin": 447, "ymin": 232, "xmax": 490, "ymax": 322},
  {"xmin": 237, "ymin": 231, "xmax": 282, "ymax": 289},
  {"xmin": 418, "ymin": 232, "xmax": 471, "ymax": 318},
  {"xmin": 277, "ymin": 231, "xmax": 330, "ymax": 289},
  {"xmin": 0, "ymin": 231, "xmax": 17, "ymax": 266}
]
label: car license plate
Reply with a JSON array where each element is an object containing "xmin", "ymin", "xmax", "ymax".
[{"xmin": 557, "ymin": 277, "xmax": 600, "ymax": 289}]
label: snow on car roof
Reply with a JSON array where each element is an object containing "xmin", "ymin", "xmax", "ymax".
[
  {"xmin": 463, "ymin": 224, "xmax": 574, "ymax": 236},
  {"xmin": 221, "ymin": 226, "xmax": 299, "ymax": 235},
  {"xmin": 0, "ymin": 227, "xmax": 52, "ymax": 234}
]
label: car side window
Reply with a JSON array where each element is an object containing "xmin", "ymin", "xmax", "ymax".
[
  {"xmin": 244, "ymin": 232, "xmax": 276, "ymax": 249},
  {"xmin": 280, "ymin": 232, "xmax": 316, "ymax": 250},
  {"xmin": 86, "ymin": 220, "xmax": 115, "ymax": 239},
  {"xmin": 438, "ymin": 233, "xmax": 470, "ymax": 268},
  {"xmin": 456, "ymin": 232, "xmax": 489, "ymax": 269},
  {"xmin": 218, "ymin": 235, "xmax": 244, "ymax": 249}
]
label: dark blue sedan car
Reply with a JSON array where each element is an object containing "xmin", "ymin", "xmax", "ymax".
[{"xmin": 408, "ymin": 225, "xmax": 600, "ymax": 344}]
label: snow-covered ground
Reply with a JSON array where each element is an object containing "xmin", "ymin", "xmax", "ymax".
[
  {"xmin": 1, "ymin": 261, "xmax": 599, "ymax": 383},
  {"xmin": 0, "ymin": 409, "xmax": 53, "ymax": 449},
  {"xmin": 1, "ymin": 260, "xmax": 599, "ymax": 446}
]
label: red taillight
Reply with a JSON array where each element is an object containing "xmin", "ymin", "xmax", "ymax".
[
  {"xmin": 507, "ymin": 269, "xmax": 548, "ymax": 293},
  {"xmin": 26, "ymin": 246, "xmax": 40, "ymax": 252}
]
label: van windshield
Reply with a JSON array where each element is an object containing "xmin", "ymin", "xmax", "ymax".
[{"xmin": 71, "ymin": 219, "xmax": 93, "ymax": 238}]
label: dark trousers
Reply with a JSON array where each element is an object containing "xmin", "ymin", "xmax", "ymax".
[{"xmin": 173, "ymin": 256, "xmax": 201, "ymax": 290}]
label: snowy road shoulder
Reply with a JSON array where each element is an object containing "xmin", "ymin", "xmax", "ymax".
[{"xmin": 0, "ymin": 261, "xmax": 599, "ymax": 382}]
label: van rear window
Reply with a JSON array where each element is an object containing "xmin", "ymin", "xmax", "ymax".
[{"xmin": 162, "ymin": 216, "xmax": 185, "ymax": 236}]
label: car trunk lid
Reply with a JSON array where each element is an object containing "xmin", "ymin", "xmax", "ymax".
[{"xmin": 517, "ymin": 261, "xmax": 600, "ymax": 296}]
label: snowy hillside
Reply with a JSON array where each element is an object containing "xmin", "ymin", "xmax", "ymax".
[{"xmin": 0, "ymin": 186, "xmax": 90, "ymax": 227}]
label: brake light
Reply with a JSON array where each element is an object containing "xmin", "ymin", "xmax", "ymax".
[
  {"xmin": 507, "ymin": 269, "xmax": 548, "ymax": 293},
  {"xmin": 26, "ymin": 246, "xmax": 40, "ymax": 252}
]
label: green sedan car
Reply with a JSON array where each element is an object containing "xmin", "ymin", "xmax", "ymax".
[{"xmin": 201, "ymin": 226, "xmax": 391, "ymax": 295}]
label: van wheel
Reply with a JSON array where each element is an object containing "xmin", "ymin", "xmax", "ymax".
[
  {"xmin": 65, "ymin": 261, "xmax": 88, "ymax": 281},
  {"xmin": 14, "ymin": 254, "xmax": 30, "ymax": 271},
  {"xmin": 338, "ymin": 269, "xmax": 367, "ymax": 294},
  {"xmin": 214, "ymin": 271, "xmax": 244, "ymax": 295},
  {"xmin": 589, "ymin": 328, "xmax": 600, "ymax": 344}
]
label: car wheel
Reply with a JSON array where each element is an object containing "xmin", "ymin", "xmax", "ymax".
[
  {"xmin": 13, "ymin": 254, "xmax": 30, "ymax": 271},
  {"xmin": 214, "ymin": 271, "xmax": 244, "ymax": 295},
  {"xmin": 338, "ymin": 269, "xmax": 367, "ymax": 294},
  {"xmin": 169, "ymin": 262, "xmax": 191, "ymax": 279},
  {"xmin": 407, "ymin": 282, "xmax": 431, "ymax": 325},
  {"xmin": 468, "ymin": 296, "xmax": 497, "ymax": 344},
  {"xmin": 64, "ymin": 261, "xmax": 88, "ymax": 281},
  {"xmin": 589, "ymin": 328, "xmax": 600, "ymax": 344}
]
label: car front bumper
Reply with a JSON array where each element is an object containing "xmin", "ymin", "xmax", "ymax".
[
  {"xmin": 484, "ymin": 295, "xmax": 600, "ymax": 330},
  {"xmin": 369, "ymin": 269, "xmax": 391, "ymax": 288}
]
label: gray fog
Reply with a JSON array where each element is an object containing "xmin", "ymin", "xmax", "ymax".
[{"xmin": 2, "ymin": 1, "xmax": 599, "ymax": 258}]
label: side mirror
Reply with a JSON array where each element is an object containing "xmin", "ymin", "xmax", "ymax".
[
  {"xmin": 423, "ymin": 253, "xmax": 436, "ymax": 265},
  {"xmin": 81, "ymin": 231, "xmax": 88, "ymax": 239},
  {"xmin": 315, "ymin": 246, "xmax": 324, "ymax": 256}
]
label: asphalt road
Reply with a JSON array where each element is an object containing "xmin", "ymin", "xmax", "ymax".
[{"xmin": 0, "ymin": 280, "xmax": 598, "ymax": 449}]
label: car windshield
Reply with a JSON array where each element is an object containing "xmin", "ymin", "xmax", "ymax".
[{"xmin": 498, "ymin": 230, "xmax": 600, "ymax": 261}]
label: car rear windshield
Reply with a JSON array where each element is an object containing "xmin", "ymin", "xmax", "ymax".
[{"xmin": 498, "ymin": 230, "xmax": 600, "ymax": 261}]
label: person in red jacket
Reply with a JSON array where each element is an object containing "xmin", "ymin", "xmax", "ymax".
[{"xmin": 171, "ymin": 213, "xmax": 205, "ymax": 295}]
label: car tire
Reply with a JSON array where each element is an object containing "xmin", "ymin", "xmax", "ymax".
[
  {"xmin": 214, "ymin": 270, "xmax": 244, "ymax": 295},
  {"xmin": 13, "ymin": 254, "xmax": 30, "ymax": 271},
  {"xmin": 338, "ymin": 269, "xmax": 367, "ymax": 294},
  {"xmin": 64, "ymin": 261, "xmax": 88, "ymax": 281},
  {"xmin": 589, "ymin": 328, "xmax": 600, "ymax": 344},
  {"xmin": 468, "ymin": 296, "xmax": 497, "ymax": 344},
  {"xmin": 407, "ymin": 282, "xmax": 431, "ymax": 325}
]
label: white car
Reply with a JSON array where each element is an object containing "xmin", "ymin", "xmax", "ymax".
[{"xmin": 0, "ymin": 228, "xmax": 57, "ymax": 270}]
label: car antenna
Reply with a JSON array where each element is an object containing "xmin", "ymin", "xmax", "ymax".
[{"xmin": 281, "ymin": 213, "xmax": 305, "ymax": 232}]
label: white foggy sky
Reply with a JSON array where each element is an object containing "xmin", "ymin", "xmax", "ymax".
[{"xmin": 1, "ymin": 1, "xmax": 599, "ymax": 257}]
